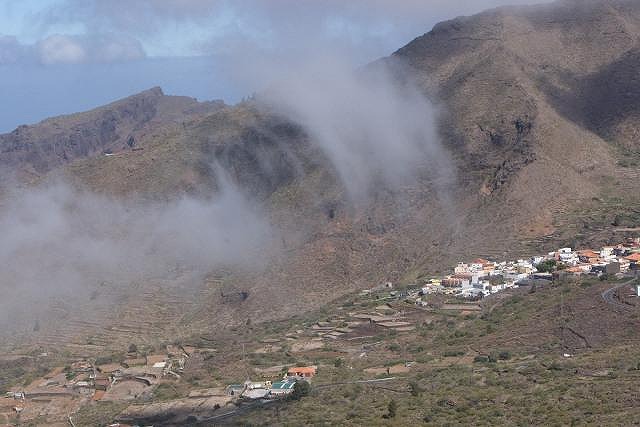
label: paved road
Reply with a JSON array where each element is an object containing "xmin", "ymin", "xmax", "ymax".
[{"xmin": 601, "ymin": 277, "xmax": 638, "ymax": 310}]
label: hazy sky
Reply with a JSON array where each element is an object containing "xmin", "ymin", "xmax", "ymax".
[{"xmin": 0, "ymin": 0, "xmax": 549, "ymax": 132}]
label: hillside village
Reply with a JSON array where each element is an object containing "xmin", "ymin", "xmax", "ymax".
[
  {"xmin": 414, "ymin": 237, "xmax": 640, "ymax": 301},
  {"xmin": 3, "ymin": 237, "xmax": 640, "ymax": 425}
]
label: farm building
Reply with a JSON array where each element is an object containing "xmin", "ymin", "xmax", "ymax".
[
  {"xmin": 270, "ymin": 381, "xmax": 296, "ymax": 396},
  {"xmin": 287, "ymin": 366, "xmax": 316, "ymax": 379}
]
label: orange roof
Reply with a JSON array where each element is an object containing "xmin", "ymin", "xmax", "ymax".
[
  {"xmin": 97, "ymin": 363, "xmax": 122, "ymax": 373},
  {"xmin": 626, "ymin": 253, "xmax": 640, "ymax": 262},
  {"xmin": 288, "ymin": 366, "xmax": 316, "ymax": 374},
  {"xmin": 92, "ymin": 390, "xmax": 105, "ymax": 401},
  {"xmin": 578, "ymin": 250, "xmax": 599, "ymax": 258},
  {"xmin": 473, "ymin": 258, "xmax": 490, "ymax": 265}
]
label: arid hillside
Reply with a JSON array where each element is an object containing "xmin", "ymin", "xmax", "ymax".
[
  {"xmin": 394, "ymin": 0, "xmax": 640, "ymax": 241},
  {"xmin": 0, "ymin": 87, "xmax": 223, "ymax": 183},
  {"xmin": 2, "ymin": 0, "xmax": 640, "ymax": 351}
]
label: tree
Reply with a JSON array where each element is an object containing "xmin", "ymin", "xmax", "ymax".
[
  {"xmin": 289, "ymin": 381, "xmax": 310, "ymax": 401},
  {"xmin": 535, "ymin": 259, "xmax": 557, "ymax": 273},
  {"xmin": 409, "ymin": 381, "xmax": 423, "ymax": 397},
  {"xmin": 489, "ymin": 275, "xmax": 505, "ymax": 286},
  {"xmin": 386, "ymin": 399, "xmax": 398, "ymax": 418},
  {"xmin": 499, "ymin": 351, "xmax": 512, "ymax": 360},
  {"xmin": 128, "ymin": 343, "xmax": 138, "ymax": 354}
]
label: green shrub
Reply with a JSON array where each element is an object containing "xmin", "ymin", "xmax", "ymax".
[
  {"xmin": 409, "ymin": 381, "xmax": 423, "ymax": 397},
  {"xmin": 499, "ymin": 351, "xmax": 512, "ymax": 360},
  {"xmin": 290, "ymin": 381, "xmax": 311, "ymax": 401},
  {"xmin": 386, "ymin": 399, "xmax": 397, "ymax": 418},
  {"xmin": 409, "ymin": 345, "xmax": 425, "ymax": 353},
  {"xmin": 536, "ymin": 259, "xmax": 557, "ymax": 273},
  {"xmin": 387, "ymin": 343, "xmax": 401, "ymax": 352}
]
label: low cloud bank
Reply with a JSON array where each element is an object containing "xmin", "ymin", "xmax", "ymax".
[
  {"xmin": 0, "ymin": 33, "xmax": 145, "ymax": 65},
  {"xmin": 0, "ymin": 175, "xmax": 273, "ymax": 327},
  {"xmin": 261, "ymin": 55, "xmax": 452, "ymax": 198}
]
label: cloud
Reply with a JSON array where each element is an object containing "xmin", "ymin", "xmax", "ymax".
[
  {"xmin": 0, "ymin": 173, "xmax": 274, "ymax": 328},
  {"xmin": 37, "ymin": 33, "xmax": 145, "ymax": 64},
  {"xmin": 260, "ymin": 54, "xmax": 452, "ymax": 199},
  {"xmin": 37, "ymin": 34, "xmax": 86, "ymax": 64},
  {"xmin": 0, "ymin": 32, "xmax": 145, "ymax": 65},
  {"xmin": 18, "ymin": 0, "xmax": 553, "ymax": 59},
  {"xmin": 0, "ymin": 35, "xmax": 29, "ymax": 64}
]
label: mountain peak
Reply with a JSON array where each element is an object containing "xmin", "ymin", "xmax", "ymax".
[
  {"xmin": 0, "ymin": 85, "xmax": 220, "ymax": 177},
  {"xmin": 139, "ymin": 86, "xmax": 164, "ymax": 97}
]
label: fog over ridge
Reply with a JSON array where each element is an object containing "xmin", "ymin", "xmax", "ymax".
[
  {"xmin": 0, "ymin": 171, "xmax": 274, "ymax": 327},
  {"xmin": 260, "ymin": 54, "xmax": 454, "ymax": 199}
]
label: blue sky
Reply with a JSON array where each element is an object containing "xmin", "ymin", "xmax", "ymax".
[{"xmin": 0, "ymin": 0, "xmax": 548, "ymax": 132}]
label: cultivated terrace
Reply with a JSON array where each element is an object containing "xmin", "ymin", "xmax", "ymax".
[{"xmin": 2, "ymin": 237, "xmax": 640, "ymax": 425}]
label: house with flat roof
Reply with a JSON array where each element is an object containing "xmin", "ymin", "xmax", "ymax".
[
  {"xmin": 270, "ymin": 380, "xmax": 296, "ymax": 397},
  {"xmin": 226, "ymin": 384, "xmax": 245, "ymax": 396}
]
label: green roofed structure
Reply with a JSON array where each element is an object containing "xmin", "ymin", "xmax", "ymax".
[{"xmin": 270, "ymin": 380, "xmax": 296, "ymax": 396}]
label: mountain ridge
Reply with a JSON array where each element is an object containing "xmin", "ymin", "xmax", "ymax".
[
  {"xmin": 2, "ymin": 0, "xmax": 640, "ymax": 350},
  {"xmin": 0, "ymin": 86, "xmax": 224, "ymax": 183}
]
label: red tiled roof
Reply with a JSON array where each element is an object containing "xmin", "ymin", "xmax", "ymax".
[
  {"xmin": 578, "ymin": 250, "xmax": 599, "ymax": 258},
  {"xmin": 626, "ymin": 253, "xmax": 640, "ymax": 262},
  {"xmin": 288, "ymin": 366, "xmax": 316, "ymax": 375},
  {"xmin": 97, "ymin": 363, "xmax": 122, "ymax": 373}
]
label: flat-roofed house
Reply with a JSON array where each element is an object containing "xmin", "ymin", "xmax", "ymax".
[{"xmin": 270, "ymin": 380, "xmax": 296, "ymax": 397}]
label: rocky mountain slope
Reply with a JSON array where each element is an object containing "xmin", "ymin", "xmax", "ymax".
[
  {"xmin": 0, "ymin": 87, "xmax": 223, "ymax": 183},
  {"xmin": 393, "ymin": 0, "xmax": 640, "ymax": 248},
  {"xmin": 2, "ymin": 0, "xmax": 640, "ymax": 350}
]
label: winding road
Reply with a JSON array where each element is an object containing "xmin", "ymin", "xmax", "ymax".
[{"xmin": 601, "ymin": 277, "xmax": 638, "ymax": 310}]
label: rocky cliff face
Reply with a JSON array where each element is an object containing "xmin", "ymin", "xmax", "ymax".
[
  {"xmin": 390, "ymin": 0, "xmax": 640, "ymax": 242},
  {"xmin": 0, "ymin": 87, "xmax": 223, "ymax": 182}
]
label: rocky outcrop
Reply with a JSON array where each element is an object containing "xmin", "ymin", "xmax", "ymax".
[{"xmin": 0, "ymin": 87, "xmax": 224, "ymax": 180}]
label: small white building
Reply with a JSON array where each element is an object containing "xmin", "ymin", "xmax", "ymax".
[
  {"xmin": 454, "ymin": 263, "xmax": 470, "ymax": 274},
  {"xmin": 600, "ymin": 247, "xmax": 615, "ymax": 260},
  {"xmin": 531, "ymin": 256, "xmax": 545, "ymax": 266}
]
